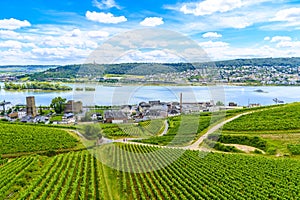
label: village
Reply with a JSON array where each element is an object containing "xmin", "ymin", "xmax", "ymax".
[{"xmin": 0, "ymin": 93, "xmax": 261, "ymax": 125}]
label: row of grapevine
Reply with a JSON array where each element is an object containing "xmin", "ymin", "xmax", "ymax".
[
  {"xmin": 0, "ymin": 123, "xmax": 78, "ymax": 154},
  {"xmin": 2, "ymin": 143, "xmax": 300, "ymax": 199}
]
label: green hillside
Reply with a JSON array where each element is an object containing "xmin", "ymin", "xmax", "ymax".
[
  {"xmin": 1, "ymin": 145, "xmax": 300, "ymax": 199},
  {"xmin": 22, "ymin": 57, "xmax": 300, "ymax": 80}
]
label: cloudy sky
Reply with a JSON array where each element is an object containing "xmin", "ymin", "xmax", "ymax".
[{"xmin": 0, "ymin": 0, "xmax": 300, "ymax": 65}]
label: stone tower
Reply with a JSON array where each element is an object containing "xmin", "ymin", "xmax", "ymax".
[{"xmin": 26, "ymin": 96, "xmax": 37, "ymax": 117}]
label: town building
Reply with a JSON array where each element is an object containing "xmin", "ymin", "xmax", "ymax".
[
  {"xmin": 104, "ymin": 110, "xmax": 127, "ymax": 123},
  {"xmin": 64, "ymin": 100, "xmax": 82, "ymax": 113},
  {"xmin": 26, "ymin": 96, "xmax": 37, "ymax": 117}
]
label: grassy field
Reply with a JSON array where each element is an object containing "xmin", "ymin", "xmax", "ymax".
[{"xmin": 2, "ymin": 144, "xmax": 300, "ymax": 199}]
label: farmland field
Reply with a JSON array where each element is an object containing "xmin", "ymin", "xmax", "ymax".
[
  {"xmin": 97, "ymin": 119, "xmax": 165, "ymax": 138},
  {"xmin": 1, "ymin": 144, "xmax": 300, "ymax": 199},
  {"xmin": 0, "ymin": 122, "xmax": 80, "ymax": 155},
  {"xmin": 2, "ymin": 103, "xmax": 300, "ymax": 199},
  {"xmin": 210, "ymin": 103, "xmax": 300, "ymax": 155},
  {"xmin": 223, "ymin": 103, "xmax": 300, "ymax": 131}
]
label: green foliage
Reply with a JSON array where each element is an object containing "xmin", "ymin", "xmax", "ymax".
[
  {"xmin": 211, "ymin": 134, "xmax": 268, "ymax": 151},
  {"xmin": 223, "ymin": 103, "xmax": 300, "ymax": 131},
  {"xmin": 138, "ymin": 115, "xmax": 212, "ymax": 146},
  {"xmin": 83, "ymin": 124, "xmax": 102, "ymax": 140},
  {"xmin": 253, "ymin": 149, "xmax": 263, "ymax": 154},
  {"xmin": 99, "ymin": 119, "xmax": 164, "ymax": 138},
  {"xmin": 216, "ymin": 101, "xmax": 224, "ymax": 106},
  {"xmin": 50, "ymin": 97, "xmax": 67, "ymax": 114},
  {"xmin": 4, "ymin": 82, "xmax": 71, "ymax": 90},
  {"xmin": 288, "ymin": 144, "xmax": 300, "ymax": 155},
  {"xmin": 203, "ymin": 139, "xmax": 243, "ymax": 153},
  {"xmin": 2, "ymin": 145, "xmax": 300, "ymax": 199},
  {"xmin": 0, "ymin": 123, "xmax": 78, "ymax": 154}
]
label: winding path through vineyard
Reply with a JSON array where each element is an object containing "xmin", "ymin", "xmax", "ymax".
[
  {"xmin": 114, "ymin": 112, "xmax": 255, "ymax": 151},
  {"xmin": 188, "ymin": 112, "xmax": 253, "ymax": 150}
]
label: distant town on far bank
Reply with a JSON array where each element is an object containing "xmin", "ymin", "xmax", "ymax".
[{"xmin": 0, "ymin": 57, "xmax": 300, "ymax": 86}]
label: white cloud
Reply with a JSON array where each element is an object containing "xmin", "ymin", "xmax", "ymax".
[
  {"xmin": 202, "ymin": 32, "xmax": 222, "ymax": 38},
  {"xmin": 69, "ymin": 29, "xmax": 81, "ymax": 37},
  {"xmin": 217, "ymin": 16, "xmax": 252, "ymax": 29},
  {"xmin": 271, "ymin": 7, "xmax": 300, "ymax": 22},
  {"xmin": 270, "ymin": 36, "xmax": 292, "ymax": 43},
  {"xmin": 276, "ymin": 41, "xmax": 300, "ymax": 48},
  {"xmin": 93, "ymin": 0, "xmax": 120, "ymax": 10},
  {"xmin": 88, "ymin": 30, "xmax": 110, "ymax": 38},
  {"xmin": 0, "ymin": 30, "xmax": 20, "ymax": 39},
  {"xmin": 115, "ymin": 49, "xmax": 185, "ymax": 63},
  {"xmin": 179, "ymin": 0, "xmax": 243, "ymax": 16},
  {"xmin": 140, "ymin": 17, "xmax": 164, "ymax": 27},
  {"xmin": 0, "ymin": 18, "xmax": 31, "ymax": 30},
  {"xmin": 199, "ymin": 40, "xmax": 229, "ymax": 48},
  {"xmin": 0, "ymin": 40, "xmax": 36, "ymax": 49},
  {"xmin": 264, "ymin": 36, "xmax": 270, "ymax": 41},
  {"xmin": 86, "ymin": 11, "xmax": 127, "ymax": 24}
]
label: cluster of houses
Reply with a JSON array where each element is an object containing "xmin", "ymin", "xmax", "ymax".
[
  {"xmin": 103, "ymin": 100, "xmax": 216, "ymax": 124},
  {"xmin": 1, "ymin": 94, "xmax": 259, "ymax": 125}
]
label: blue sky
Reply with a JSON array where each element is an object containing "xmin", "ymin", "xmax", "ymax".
[{"xmin": 0, "ymin": 0, "xmax": 300, "ymax": 64}]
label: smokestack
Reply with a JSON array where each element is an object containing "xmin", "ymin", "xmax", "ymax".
[{"xmin": 180, "ymin": 93, "xmax": 182, "ymax": 113}]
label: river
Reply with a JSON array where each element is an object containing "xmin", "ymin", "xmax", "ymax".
[{"xmin": 0, "ymin": 82, "xmax": 299, "ymax": 106}]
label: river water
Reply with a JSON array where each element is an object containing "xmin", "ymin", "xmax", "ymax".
[{"xmin": 0, "ymin": 82, "xmax": 299, "ymax": 106}]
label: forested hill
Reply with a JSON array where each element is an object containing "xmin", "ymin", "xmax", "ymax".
[
  {"xmin": 25, "ymin": 63, "xmax": 196, "ymax": 80},
  {"xmin": 213, "ymin": 57, "xmax": 300, "ymax": 67},
  {"xmin": 21, "ymin": 57, "xmax": 300, "ymax": 80}
]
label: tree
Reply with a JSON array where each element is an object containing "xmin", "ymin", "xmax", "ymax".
[
  {"xmin": 216, "ymin": 101, "xmax": 225, "ymax": 106},
  {"xmin": 50, "ymin": 97, "xmax": 66, "ymax": 114},
  {"xmin": 83, "ymin": 124, "xmax": 102, "ymax": 140}
]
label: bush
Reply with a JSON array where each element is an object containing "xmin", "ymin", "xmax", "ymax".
[
  {"xmin": 266, "ymin": 147, "xmax": 277, "ymax": 155},
  {"xmin": 288, "ymin": 144, "xmax": 300, "ymax": 155},
  {"xmin": 253, "ymin": 149, "xmax": 263, "ymax": 154}
]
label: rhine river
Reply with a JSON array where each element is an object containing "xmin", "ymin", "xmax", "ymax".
[{"xmin": 0, "ymin": 83, "xmax": 299, "ymax": 107}]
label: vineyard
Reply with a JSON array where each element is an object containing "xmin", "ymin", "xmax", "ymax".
[
  {"xmin": 223, "ymin": 102, "xmax": 300, "ymax": 131},
  {"xmin": 137, "ymin": 113, "xmax": 223, "ymax": 146},
  {"xmin": 0, "ymin": 123, "xmax": 80, "ymax": 154},
  {"xmin": 1, "ymin": 144, "xmax": 300, "ymax": 199},
  {"xmin": 98, "ymin": 119, "xmax": 165, "ymax": 138},
  {"xmin": 217, "ymin": 103, "xmax": 300, "ymax": 155}
]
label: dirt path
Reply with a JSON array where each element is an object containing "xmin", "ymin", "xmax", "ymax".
[
  {"xmin": 187, "ymin": 112, "xmax": 252, "ymax": 150},
  {"xmin": 158, "ymin": 120, "xmax": 168, "ymax": 136},
  {"xmin": 224, "ymin": 144, "xmax": 265, "ymax": 154},
  {"xmin": 86, "ymin": 111, "xmax": 259, "ymax": 153}
]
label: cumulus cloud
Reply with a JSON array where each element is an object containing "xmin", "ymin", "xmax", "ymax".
[
  {"xmin": 70, "ymin": 29, "xmax": 81, "ymax": 37},
  {"xmin": 93, "ymin": 0, "xmax": 120, "ymax": 10},
  {"xmin": 0, "ymin": 30, "xmax": 20, "ymax": 39},
  {"xmin": 202, "ymin": 32, "xmax": 222, "ymax": 38},
  {"xmin": 115, "ymin": 49, "xmax": 185, "ymax": 63},
  {"xmin": 88, "ymin": 30, "xmax": 110, "ymax": 38},
  {"xmin": 0, "ymin": 40, "xmax": 36, "ymax": 49},
  {"xmin": 179, "ymin": 0, "xmax": 243, "ymax": 16},
  {"xmin": 86, "ymin": 11, "xmax": 127, "ymax": 24},
  {"xmin": 140, "ymin": 17, "xmax": 164, "ymax": 27},
  {"xmin": 199, "ymin": 40, "xmax": 229, "ymax": 48},
  {"xmin": 264, "ymin": 36, "xmax": 270, "ymax": 41},
  {"xmin": 271, "ymin": 7, "xmax": 300, "ymax": 22},
  {"xmin": 270, "ymin": 36, "xmax": 292, "ymax": 43},
  {"xmin": 0, "ymin": 18, "xmax": 31, "ymax": 30}
]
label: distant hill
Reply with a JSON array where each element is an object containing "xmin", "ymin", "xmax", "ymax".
[
  {"xmin": 24, "ymin": 63, "xmax": 196, "ymax": 81},
  {"xmin": 213, "ymin": 57, "xmax": 300, "ymax": 67},
  {"xmin": 0, "ymin": 65, "xmax": 57, "ymax": 76},
  {"xmin": 19, "ymin": 57, "xmax": 300, "ymax": 81}
]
